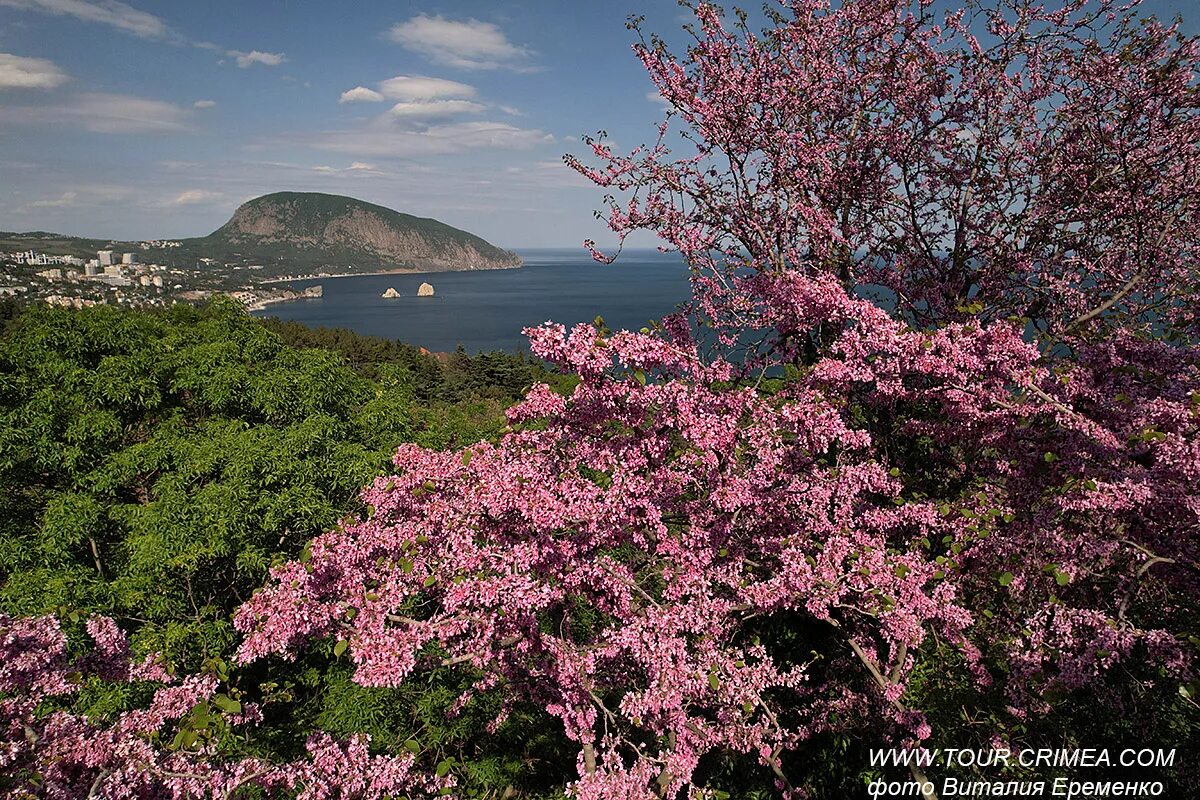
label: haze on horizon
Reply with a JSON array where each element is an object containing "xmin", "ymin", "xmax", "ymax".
[{"xmin": 1, "ymin": 0, "xmax": 1194, "ymax": 249}]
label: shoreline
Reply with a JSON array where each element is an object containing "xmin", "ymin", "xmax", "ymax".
[
  {"xmin": 246, "ymin": 295, "xmax": 320, "ymax": 313},
  {"xmin": 258, "ymin": 262, "xmax": 521, "ymax": 285}
]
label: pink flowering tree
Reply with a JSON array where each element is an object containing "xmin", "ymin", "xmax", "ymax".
[
  {"xmin": 0, "ymin": 613, "xmax": 452, "ymax": 798},
  {"xmin": 232, "ymin": 3, "xmax": 1198, "ymax": 797},
  {"xmin": 4, "ymin": 1, "xmax": 1198, "ymax": 798}
]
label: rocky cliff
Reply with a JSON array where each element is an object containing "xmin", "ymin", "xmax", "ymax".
[{"xmin": 193, "ymin": 192, "xmax": 521, "ymax": 274}]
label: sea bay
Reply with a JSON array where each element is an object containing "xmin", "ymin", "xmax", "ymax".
[{"xmin": 251, "ymin": 248, "xmax": 692, "ymax": 353}]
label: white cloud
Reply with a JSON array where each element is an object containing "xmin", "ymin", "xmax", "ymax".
[
  {"xmin": 312, "ymin": 161, "xmax": 384, "ymax": 176},
  {"xmin": 0, "ymin": 52, "xmax": 68, "ymax": 89},
  {"xmin": 67, "ymin": 92, "xmax": 191, "ymax": 134},
  {"xmin": 387, "ymin": 15, "xmax": 532, "ymax": 70},
  {"xmin": 228, "ymin": 50, "xmax": 286, "ymax": 68},
  {"xmin": 0, "ymin": 0, "xmax": 168, "ymax": 38},
  {"xmin": 171, "ymin": 189, "xmax": 223, "ymax": 205},
  {"xmin": 378, "ymin": 75, "xmax": 476, "ymax": 101},
  {"xmin": 193, "ymin": 99, "xmax": 216, "ymax": 109},
  {"xmin": 290, "ymin": 70, "xmax": 540, "ymax": 160},
  {"xmin": 27, "ymin": 190, "xmax": 78, "ymax": 208},
  {"xmin": 645, "ymin": 90, "xmax": 671, "ymax": 109},
  {"xmin": 17, "ymin": 184, "xmax": 134, "ymax": 213},
  {"xmin": 388, "ymin": 99, "xmax": 485, "ymax": 119},
  {"xmin": 303, "ymin": 120, "xmax": 553, "ymax": 158},
  {"xmin": 339, "ymin": 86, "xmax": 384, "ymax": 104}
]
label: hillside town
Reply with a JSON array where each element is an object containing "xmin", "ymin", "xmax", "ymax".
[{"xmin": 0, "ymin": 244, "xmax": 322, "ymax": 311}]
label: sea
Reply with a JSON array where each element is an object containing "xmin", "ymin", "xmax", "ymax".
[{"xmin": 251, "ymin": 248, "xmax": 693, "ymax": 354}]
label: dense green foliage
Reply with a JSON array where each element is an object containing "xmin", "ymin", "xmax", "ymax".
[
  {"xmin": 0, "ymin": 300, "xmax": 536, "ymax": 659},
  {"xmin": 0, "ymin": 300, "xmax": 578, "ymax": 796},
  {"xmin": 259, "ymin": 317, "xmax": 551, "ymax": 403}
]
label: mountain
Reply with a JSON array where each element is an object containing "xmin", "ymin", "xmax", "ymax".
[
  {"xmin": 189, "ymin": 192, "xmax": 521, "ymax": 274},
  {"xmin": 1, "ymin": 193, "xmax": 522, "ymax": 278}
]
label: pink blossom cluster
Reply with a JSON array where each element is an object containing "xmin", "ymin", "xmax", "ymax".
[
  {"xmin": 233, "ymin": 269, "xmax": 1112, "ymax": 796},
  {"xmin": 0, "ymin": 614, "xmax": 451, "ymax": 799}
]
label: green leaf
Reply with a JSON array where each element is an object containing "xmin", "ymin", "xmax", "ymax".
[
  {"xmin": 633, "ymin": 369, "xmax": 647, "ymax": 386},
  {"xmin": 998, "ymin": 572, "xmax": 1014, "ymax": 587},
  {"xmin": 1055, "ymin": 570, "xmax": 1071, "ymax": 586},
  {"xmin": 460, "ymin": 449, "xmax": 473, "ymax": 466},
  {"xmin": 422, "ymin": 575, "xmax": 436, "ymax": 587},
  {"xmin": 190, "ymin": 706, "xmax": 210, "ymax": 729},
  {"xmin": 333, "ymin": 639, "xmax": 349, "ymax": 657},
  {"xmin": 404, "ymin": 739, "xmax": 421, "ymax": 754},
  {"xmin": 213, "ymin": 694, "xmax": 242, "ymax": 714},
  {"xmin": 708, "ymin": 672, "xmax": 720, "ymax": 690},
  {"xmin": 435, "ymin": 758, "xmax": 455, "ymax": 777}
]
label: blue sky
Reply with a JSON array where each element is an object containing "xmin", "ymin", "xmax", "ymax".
[
  {"xmin": 0, "ymin": 0, "xmax": 694, "ymax": 247},
  {"xmin": 0, "ymin": 0, "xmax": 1195, "ymax": 248}
]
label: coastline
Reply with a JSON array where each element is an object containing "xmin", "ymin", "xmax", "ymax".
[
  {"xmin": 246, "ymin": 294, "xmax": 319, "ymax": 312},
  {"xmin": 258, "ymin": 262, "xmax": 522, "ymax": 285}
]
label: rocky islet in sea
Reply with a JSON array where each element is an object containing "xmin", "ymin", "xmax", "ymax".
[{"xmin": 381, "ymin": 282, "xmax": 434, "ymax": 298}]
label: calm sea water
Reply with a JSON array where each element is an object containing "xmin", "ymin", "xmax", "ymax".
[{"xmin": 251, "ymin": 248, "xmax": 692, "ymax": 353}]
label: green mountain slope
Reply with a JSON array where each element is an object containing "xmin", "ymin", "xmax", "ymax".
[
  {"xmin": 188, "ymin": 192, "xmax": 522, "ymax": 273},
  {"xmin": 1, "ymin": 193, "xmax": 522, "ymax": 276}
]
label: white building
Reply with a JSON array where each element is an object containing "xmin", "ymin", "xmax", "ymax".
[
  {"xmin": 98, "ymin": 250, "xmax": 114, "ymax": 266},
  {"xmin": 122, "ymin": 253, "xmax": 137, "ymax": 265},
  {"xmin": 103, "ymin": 265, "xmax": 123, "ymax": 278}
]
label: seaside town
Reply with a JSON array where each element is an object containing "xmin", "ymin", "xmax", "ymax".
[{"xmin": 0, "ymin": 242, "xmax": 322, "ymax": 311}]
